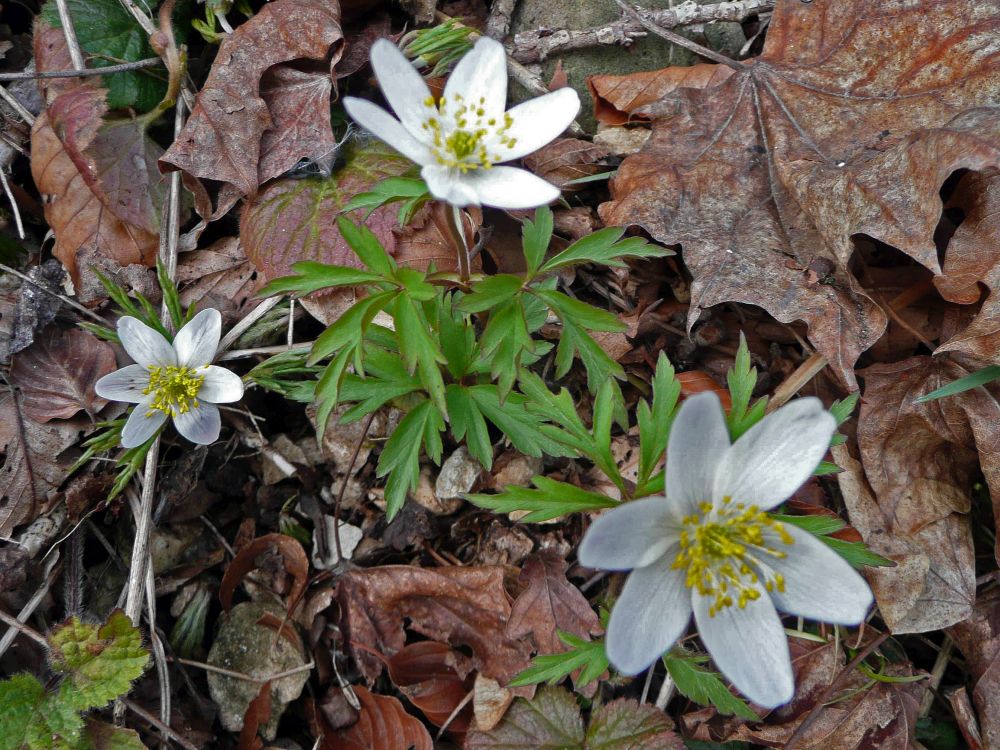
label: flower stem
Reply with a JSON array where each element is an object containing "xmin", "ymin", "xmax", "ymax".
[{"xmin": 446, "ymin": 204, "xmax": 472, "ymax": 282}]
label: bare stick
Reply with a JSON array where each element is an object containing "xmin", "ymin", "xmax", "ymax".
[
  {"xmin": 168, "ymin": 656, "xmax": 315, "ymax": 683},
  {"xmin": 122, "ymin": 699, "xmax": 200, "ymax": 750},
  {"xmin": 0, "ymin": 83, "xmax": 35, "ymax": 125},
  {"xmin": 513, "ymin": 0, "xmax": 773, "ymax": 63},
  {"xmin": 0, "ymin": 607, "xmax": 48, "ymax": 647},
  {"xmin": 54, "ymin": 0, "xmax": 86, "ymax": 71},
  {"xmin": 217, "ymin": 296, "xmax": 283, "ymax": 354},
  {"xmin": 0, "ymin": 553, "xmax": 61, "ymax": 657},
  {"xmin": 485, "ymin": 0, "xmax": 518, "ymax": 40},
  {"xmin": 767, "ymin": 351, "xmax": 828, "ymax": 412},
  {"xmin": 612, "ymin": 0, "xmax": 748, "ymax": 70},
  {"xmin": 0, "ymin": 58, "xmax": 161, "ymax": 81},
  {"xmin": 0, "ymin": 168, "xmax": 25, "ymax": 239}
]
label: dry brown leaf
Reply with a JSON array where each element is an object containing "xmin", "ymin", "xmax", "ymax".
[
  {"xmin": 237, "ymin": 682, "xmax": 271, "ymax": 750},
  {"xmin": 506, "ymin": 549, "xmax": 601, "ymax": 655},
  {"xmin": 947, "ymin": 588, "xmax": 1000, "ymax": 749},
  {"xmin": 599, "ymin": 0, "xmax": 1000, "ymax": 385},
  {"xmin": 176, "ymin": 237, "xmax": 262, "ymax": 326},
  {"xmin": 588, "ymin": 63, "xmax": 734, "ymax": 126},
  {"xmin": 219, "ymin": 533, "xmax": 309, "ymax": 617},
  {"xmin": 10, "ymin": 327, "xmax": 116, "ymax": 422},
  {"xmin": 160, "ymin": 0, "xmax": 344, "ymax": 202},
  {"xmin": 337, "ymin": 564, "xmax": 532, "ymax": 685},
  {"xmin": 324, "ymin": 686, "xmax": 433, "ymax": 750},
  {"xmin": 386, "ymin": 641, "xmax": 474, "ymax": 733},
  {"xmin": 521, "ymin": 138, "xmax": 609, "ymax": 190}
]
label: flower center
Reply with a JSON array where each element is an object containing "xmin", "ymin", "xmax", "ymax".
[
  {"xmin": 672, "ymin": 498, "xmax": 794, "ymax": 617},
  {"xmin": 421, "ymin": 93, "xmax": 517, "ymax": 172},
  {"xmin": 143, "ymin": 365, "xmax": 205, "ymax": 418}
]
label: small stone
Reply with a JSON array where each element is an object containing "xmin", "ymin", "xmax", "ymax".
[
  {"xmin": 434, "ymin": 446, "xmax": 481, "ymax": 507},
  {"xmin": 311, "ymin": 517, "xmax": 364, "ymax": 569},
  {"xmin": 593, "ymin": 126, "xmax": 652, "ymax": 156}
]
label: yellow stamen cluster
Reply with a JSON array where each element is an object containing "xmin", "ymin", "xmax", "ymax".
[
  {"xmin": 144, "ymin": 365, "xmax": 205, "ymax": 418},
  {"xmin": 420, "ymin": 93, "xmax": 516, "ymax": 172},
  {"xmin": 672, "ymin": 498, "xmax": 794, "ymax": 617}
]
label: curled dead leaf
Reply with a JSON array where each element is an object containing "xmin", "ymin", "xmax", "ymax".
[
  {"xmin": 324, "ymin": 686, "xmax": 433, "ymax": 750},
  {"xmin": 219, "ymin": 533, "xmax": 309, "ymax": 617}
]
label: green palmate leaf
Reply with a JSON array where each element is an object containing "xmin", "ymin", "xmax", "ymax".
[
  {"xmin": 539, "ymin": 226, "xmax": 671, "ymax": 273},
  {"xmin": 469, "ymin": 385, "xmax": 573, "ymax": 458},
  {"xmin": 308, "ymin": 289, "xmax": 396, "ymax": 363},
  {"xmin": 41, "ymin": 0, "xmax": 167, "ymax": 111},
  {"xmin": 340, "ymin": 176, "xmax": 430, "ymax": 225},
  {"xmin": 459, "ymin": 274, "xmax": 524, "ymax": 313},
  {"xmin": 437, "ymin": 294, "xmax": 477, "ymax": 379},
  {"xmin": 313, "ymin": 346, "xmax": 354, "ymax": 436},
  {"xmin": 554, "ymin": 317, "xmax": 626, "ymax": 394},
  {"xmin": 337, "ymin": 347, "xmax": 424, "ymax": 423},
  {"xmin": 377, "ymin": 399, "xmax": 445, "ymax": 519},
  {"xmin": 774, "ymin": 514, "xmax": 894, "ymax": 569},
  {"xmin": 726, "ymin": 333, "xmax": 767, "ymax": 439},
  {"xmin": 663, "ymin": 652, "xmax": 758, "ymax": 720},
  {"xmin": 337, "ymin": 216, "xmax": 398, "ymax": 277},
  {"xmin": 49, "ymin": 609, "xmax": 149, "ymax": 712},
  {"xmin": 522, "ymin": 206, "xmax": 555, "ymax": 277},
  {"xmin": 446, "ymin": 385, "xmax": 494, "ymax": 469},
  {"xmin": 509, "ymin": 632, "xmax": 608, "ymax": 688},
  {"xmin": 479, "ymin": 296, "xmax": 535, "ymax": 398},
  {"xmin": 533, "ymin": 289, "xmax": 626, "ymax": 332},
  {"xmin": 636, "ymin": 352, "xmax": 682, "ymax": 496},
  {"xmin": 156, "ymin": 260, "xmax": 186, "ymax": 331},
  {"xmin": 261, "ymin": 262, "xmax": 386, "ymax": 297},
  {"xmin": 915, "ymin": 364, "xmax": 1000, "ymax": 403},
  {"xmin": 467, "ymin": 476, "xmax": 617, "ymax": 523},
  {"xmin": 393, "ymin": 295, "xmax": 448, "ymax": 417}
]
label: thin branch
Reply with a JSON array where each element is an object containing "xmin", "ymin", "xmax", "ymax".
[
  {"xmin": 217, "ymin": 296, "xmax": 283, "ymax": 354},
  {"xmin": 767, "ymin": 351, "xmax": 828, "ymax": 412},
  {"xmin": 332, "ymin": 411, "xmax": 377, "ymax": 563},
  {"xmin": 0, "ymin": 553, "xmax": 61, "ymax": 658},
  {"xmin": 513, "ymin": 0, "xmax": 773, "ymax": 63},
  {"xmin": 612, "ymin": 0, "xmax": 748, "ymax": 70},
  {"xmin": 168, "ymin": 656, "xmax": 315, "ymax": 684},
  {"xmin": 122, "ymin": 699, "xmax": 200, "ymax": 750},
  {"xmin": 0, "ymin": 58, "xmax": 161, "ymax": 81},
  {"xmin": 0, "ymin": 607, "xmax": 48, "ymax": 647},
  {"xmin": 53, "ymin": 0, "xmax": 86, "ymax": 71}
]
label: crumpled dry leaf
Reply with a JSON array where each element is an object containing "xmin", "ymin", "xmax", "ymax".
[
  {"xmin": 337, "ymin": 564, "xmax": 532, "ymax": 685},
  {"xmin": 506, "ymin": 549, "xmax": 601, "ymax": 655},
  {"xmin": 599, "ymin": 0, "xmax": 1000, "ymax": 385},
  {"xmin": 176, "ymin": 237, "xmax": 262, "ymax": 326},
  {"xmin": 386, "ymin": 641, "xmax": 474, "ymax": 733},
  {"xmin": 588, "ymin": 63, "xmax": 734, "ymax": 126},
  {"xmin": 323, "ymin": 686, "xmax": 433, "ymax": 750},
  {"xmin": 219, "ymin": 533, "xmax": 309, "ymax": 617},
  {"xmin": 947, "ymin": 588, "xmax": 1000, "ymax": 749},
  {"xmin": 521, "ymin": 138, "xmax": 609, "ymax": 190},
  {"xmin": 10, "ymin": 327, "xmax": 116, "ymax": 422},
  {"xmin": 160, "ymin": 0, "xmax": 344, "ymax": 205},
  {"xmin": 836, "ymin": 352, "xmax": 984, "ymax": 634},
  {"xmin": 0, "ymin": 394, "xmax": 87, "ymax": 535}
]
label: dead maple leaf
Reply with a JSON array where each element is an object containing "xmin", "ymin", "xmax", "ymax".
[
  {"xmin": 160, "ymin": 0, "xmax": 344, "ymax": 208},
  {"xmin": 599, "ymin": 0, "xmax": 1000, "ymax": 385},
  {"xmin": 947, "ymin": 588, "xmax": 1000, "ymax": 749},
  {"xmin": 337, "ymin": 564, "xmax": 532, "ymax": 685},
  {"xmin": 521, "ymin": 138, "xmax": 610, "ymax": 190},
  {"xmin": 323, "ymin": 686, "xmax": 432, "ymax": 750},
  {"xmin": 588, "ymin": 63, "xmax": 734, "ymax": 126},
  {"xmin": 10, "ymin": 327, "xmax": 116, "ymax": 422},
  {"xmin": 506, "ymin": 549, "xmax": 602, "ymax": 655}
]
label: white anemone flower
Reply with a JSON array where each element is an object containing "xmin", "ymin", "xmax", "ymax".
[
  {"xmin": 343, "ymin": 37, "xmax": 580, "ymax": 209},
  {"xmin": 579, "ymin": 392, "xmax": 873, "ymax": 708},
  {"xmin": 95, "ymin": 309, "xmax": 244, "ymax": 448}
]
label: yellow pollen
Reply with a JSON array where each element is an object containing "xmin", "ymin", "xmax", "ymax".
[
  {"xmin": 143, "ymin": 365, "xmax": 205, "ymax": 418},
  {"xmin": 421, "ymin": 93, "xmax": 514, "ymax": 172},
  {"xmin": 672, "ymin": 498, "xmax": 793, "ymax": 617}
]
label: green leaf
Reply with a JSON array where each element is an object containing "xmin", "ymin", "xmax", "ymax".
[
  {"xmin": 0, "ymin": 674, "xmax": 45, "ymax": 749},
  {"xmin": 915, "ymin": 364, "xmax": 1000, "ymax": 403},
  {"xmin": 726, "ymin": 333, "xmax": 767, "ymax": 439},
  {"xmin": 534, "ymin": 289, "xmax": 626, "ymax": 332},
  {"xmin": 459, "ymin": 274, "xmax": 524, "ymax": 313},
  {"xmin": 540, "ymin": 226, "xmax": 670, "ymax": 273},
  {"xmin": 438, "ymin": 293, "xmax": 477, "ymax": 380},
  {"xmin": 586, "ymin": 695, "xmax": 682, "ymax": 748},
  {"xmin": 156, "ymin": 260, "xmax": 185, "ymax": 331},
  {"xmin": 467, "ymin": 685, "xmax": 585, "ymax": 748},
  {"xmin": 48, "ymin": 609, "xmax": 149, "ymax": 712},
  {"xmin": 41, "ymin": 0, "xmax": 166, "ymax": 111},
  {"xmin": 377, "ymin": 400, "xmax": 444, "ymax": 519},
  {"xmin": 509, "ymin": 632, "xmax": 608, "ymax": 688},
  {"xmin": 467, "ymin": 476, "xmax": 616, "ymax": 523},
  {"xmin": 446, "ymin": 385, "xmax": 494, "ymax": 469},
  {"xmin": 337, "ymin": 216, "xmax": 397, "ymax": 277},
  {"xmin": 636, "ymin": 352, "xmax": 682, "ymax": 492},
  {"xmin": 775, "ymin": 514, "xmax": 894, "ymax": 569},
  {"xmin": 553, "ymin": 317, "xmax": 625, "ymax": 394},
  {"xmin": 522, "ymin": 206, "xmax": 554, "ymax": 277},
  {"xmin": 479, "ymin": 296, "xmax": 534, "ymax": 398},
  {"xmin": 340, "ymin": 176, "xmax": 430, "ymax": 225},
  {"xmin": 468, "ymin": 385, "xmax": 569, "ymax": 459},
  {"xmin": 664, "ymin": 652, "xmax": 758, "ymax": 720},
  {"xmin": 308, "ymin": 289, "xmax": 396, "ymax": 363},
  {"xmin": 261, "ymin": 262, "xmax": 386, "ymax": 297},
  {"xmin": 313, "ymin": 346, "xmax": 354, "ymax": 437},
  {"xmin": 393, "ymin": 295, "xmax": 448, "ymax": 417},
  {"xmin": 829, "ymin": 392, "xmax": 860, "ymax": 425},
  {"xmin": 84, "ymin": 720, "xmax": 148, "ymax": 749}
]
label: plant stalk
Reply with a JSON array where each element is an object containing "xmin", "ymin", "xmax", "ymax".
[{"xmin": 445, "ymin": 203, "xmax": 472, "ymax": 282}]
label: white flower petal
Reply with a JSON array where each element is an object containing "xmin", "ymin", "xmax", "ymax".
[
  {"xmin": 606, "ymin": 555, "xmax": 691, "ymax": 675},
  {"xmin": 443, "ymin": 37, "xmax": 507, "ymax": 121},
  {"xmin": 95, "ymin": 364, "xmax": 150, "ymax": 403},
  {"xmin": 198, "ymin": 365, "xmax": 244, "ymax": 404},
  {"xmin": 118, "ymin": 317, "xmax": 176, "ymax": 368},
  {"xmin": 713, "ymin": 397, "xmax": 836, "ymax": 511},
  {"xmin": 464, "ymin": 166, "xmax": 560, "ymax": 209},
  {"xmin": 667, "ymin": 392, "xmax": 729, "ymax": 513},
  {"xmin": 763, "ymin": 524, "xmax": 873, "ymax": 624},
  {"xmin": 174, "ymin": 309, "xmax": 221, "ymax": 368},
  {"xmin": 494, "ymin": 87, "xmax": 581, "ymax": 161},
  {"xmin": 369, "ymin": 38, "xmax": 433, "ymax": 137},
  {"xmin": 693, "ymin": 588, "xmax": 794, "ymax": 709},
  {"xmin": 579, "ymin": 496, "xmax": 682, "ymax": 570},
  {"xmin": 173, "ymin": 403, "xmax": 221, "ymax": 445},
  {"xmin": 344, "ymin": 98, "xmax": 434, "ymax": 164},
  {"xmin": 121, "ymin": 399, "xmax": 167, "ymax": 448},
  {"xmin": 421, "ymin": 164, "xmax": 481, "ymax": 206}
]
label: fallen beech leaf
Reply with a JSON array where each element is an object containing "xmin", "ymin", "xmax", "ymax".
[
  {"xmin": 219, "ymin": 534, "xmax": 309, "ymax": 617},
  {"xmin": 521, "ymin": 138, "xmax": 609, "ymax": 190},
  {"xmin": 506, "ymin": 549, "xmax": 601, "ymax": 655},
  {"xmin": 10, "ymin": 327, "xmax": 116, "ymax": 422},
  {"xmin": 466, "ymin": 684, "xmax": 683, "ymax": 749},
  {"xmin": 386, "ymin": 641, "xmax": 474, "ymax": 732},
  {"xmin": 588, "ymin": 63, "xmax": 734, "ymax": 126},
  {"xmin": 599, "ymin": 1, "xmax": 1000, "ymax": 385},
  {"xmin": 0, "ymin": 397, "xmax": 87, "ymax": 535},
  {"xmin": 160, "ymin": 0, "xmax": 344, "ymax": 200},
  {"xmin": 337, "ymin": 564, "xmax": 532, "ymax": 685},
  {"xmin": 325, "ymin": 686, "xmax": 433, "ymax": 750},
  {"xmin": 947, "ymin": 588, "xmax": 1000, "ymax": 749},
  {"xmin": 835, "ymin": 356, "xmax": 989, "ymax": 634}
]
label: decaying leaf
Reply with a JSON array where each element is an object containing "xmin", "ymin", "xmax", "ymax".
[
  {"xmin": 521, "ymin": 138, "xmax": 609, "ymax": 190},
  {"xmin": 337, "ymin": 564, "xmax": 532, "ymax": 684},
  {"xmin": 176, "ymin": 237, "xmax": 262, "ymax": 325},
  {"xmin": 10, "ymin": 327, "xmax": 116, "ymax": 422},
  {"xmin": 599, "ymin": 0, "xmax": 1000, "ymax": 385},
  {"xmin": 466, "ymin": 684, "xmax": 682, "ymax": 749},
  {"xmin": 386, "ymin": 641, "xmax": 474, "ymax": 732},
  {"xmin": 947, "ymin": 588, "xmax": 1000, "ymax": 749},
  {"xmin": 506, "ymin": 549, "xmax": 601, "ymax": 655},
  {"xmin": 219, "ymin": 533, "xmax": 309, "ymax": 617},
  {"xmin": 588, "ymin": 63, "xmax": 734, "ymax": 126},
  {"xmin": 9, "ymin": 260, "xmax": 66, "ymax": 356},
  {"xmin": 160, "ymin": 0, "xmax": 344, "ymax": 203},
  {"xmin": 323, "ymin": 686, "xmax": 433, "ymax": 750}
]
